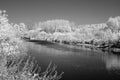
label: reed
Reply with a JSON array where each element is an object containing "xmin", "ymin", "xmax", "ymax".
[{"xmin": 0, "ymin": 54, "xmax": 63, "ymax": 80}]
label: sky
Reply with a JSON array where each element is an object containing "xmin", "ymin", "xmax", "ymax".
[{"xmin": 0, "ymin": 0, "xmax": 120, "ymax": 25}]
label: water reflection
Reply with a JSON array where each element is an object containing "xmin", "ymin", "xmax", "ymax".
[
  {"xmin": 27, "ymin": 41, "xmax": 120, "ymax": 71},
  {"xmin": 103, "ymin": 54, "xmax": 120, "ymax": 70},
  {"xmin": 26, "ymin": 41, "xmax": 120, "ymax": 80},
  {"xmin": 103, "ymin": 54, "xmax": 120, "ymax": 75}
]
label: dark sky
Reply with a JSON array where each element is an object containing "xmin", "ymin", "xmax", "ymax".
[{"xmin": 0, "ymin": 0, "xmax": 120, "ymax": 25}]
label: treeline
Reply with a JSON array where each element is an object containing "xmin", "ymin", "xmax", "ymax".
[
  {"xmin": 1, "ymin": 10, "xmax": 120, "ymax": 51},
  {"xmin": 23, "ymin": 16, "xmax": 120, "ymax": 51}
]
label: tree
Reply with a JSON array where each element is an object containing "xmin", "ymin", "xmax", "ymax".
[
  {"xmin": 37, "ymin": 19, "xmax": 72, "ymax": 33},
  {"xmin": 107, "ymin": 16, "xmax": 120, "ymax": 32},
  {"xmin": 13, "ymin": 23, "xmax": 28, "ymax": 38},
  {"xmin": 0, "ymin": 10, "xmax": 16, "ymax": 40}
]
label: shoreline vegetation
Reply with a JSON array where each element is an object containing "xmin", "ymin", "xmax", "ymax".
[
  {"xmin": 0, "ymin": 10, "xmax": 63, "ymax": 80},
  {"xmin": 24, "ymin": 38, "xmax": 120, "ymax": 54},
  {"xmin": 23, "ymin": 17, "xmax": 120, "ymax": 53}
]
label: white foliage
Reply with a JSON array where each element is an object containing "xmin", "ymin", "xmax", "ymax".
[{"xmin": 38, "ymin": 19, "xmax": 72, "ymax": 33}]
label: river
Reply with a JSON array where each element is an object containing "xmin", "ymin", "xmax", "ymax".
[{"xmin": 25, "ymin": 41, "xmax": 120, "ymax": 80}]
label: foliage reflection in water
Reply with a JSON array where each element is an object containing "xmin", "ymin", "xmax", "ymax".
[{"xmin": 27, "ymin": 41, "xmax": 120, "ymax": 80}]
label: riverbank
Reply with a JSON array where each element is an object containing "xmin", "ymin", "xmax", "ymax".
[{"xmin": 23, "ymin": 36, "xmax": 120, "ymax": 54}]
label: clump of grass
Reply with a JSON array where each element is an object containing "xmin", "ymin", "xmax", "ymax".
[
  {"xmin": 5, "ymin": 55, "xmax": 63, "ymax": 80},
  {"xmin": 0, "ymin": 53, "xmax": 63, "ymax": 80}
]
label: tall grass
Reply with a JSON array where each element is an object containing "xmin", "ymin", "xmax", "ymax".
[{"xmin": 3, "ymin": 55, "xmax": 63, "ymax": 80}]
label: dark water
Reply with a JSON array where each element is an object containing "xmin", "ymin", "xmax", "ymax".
[{"xmin": 26, "ymin": 42, "xmax": 120, "ymax": 80}]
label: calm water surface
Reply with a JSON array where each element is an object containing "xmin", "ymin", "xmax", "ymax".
[{"xmin": 26, "ymin": 41, "xmax": 120, "ymax": 80}]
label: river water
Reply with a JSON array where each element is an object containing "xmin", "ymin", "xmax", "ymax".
[{"xmin": 26, "ymin": 41, "xmax": 120, "ymax": 80}]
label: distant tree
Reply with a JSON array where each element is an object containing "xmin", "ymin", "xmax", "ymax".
[
  {"xmin": 37, "ymin": 20, "xmax": 72, "ymax": 33},
  {"xmin": 0, "ymin": 10, "xmax": 16, "ymax": 40},
  {"xmin": 13, "ymin": 23, "xmax": 28, "ymax": 38},
  {"xmin": 106, "ymin": 16, "xmax": 120, "ymax": 32}
]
